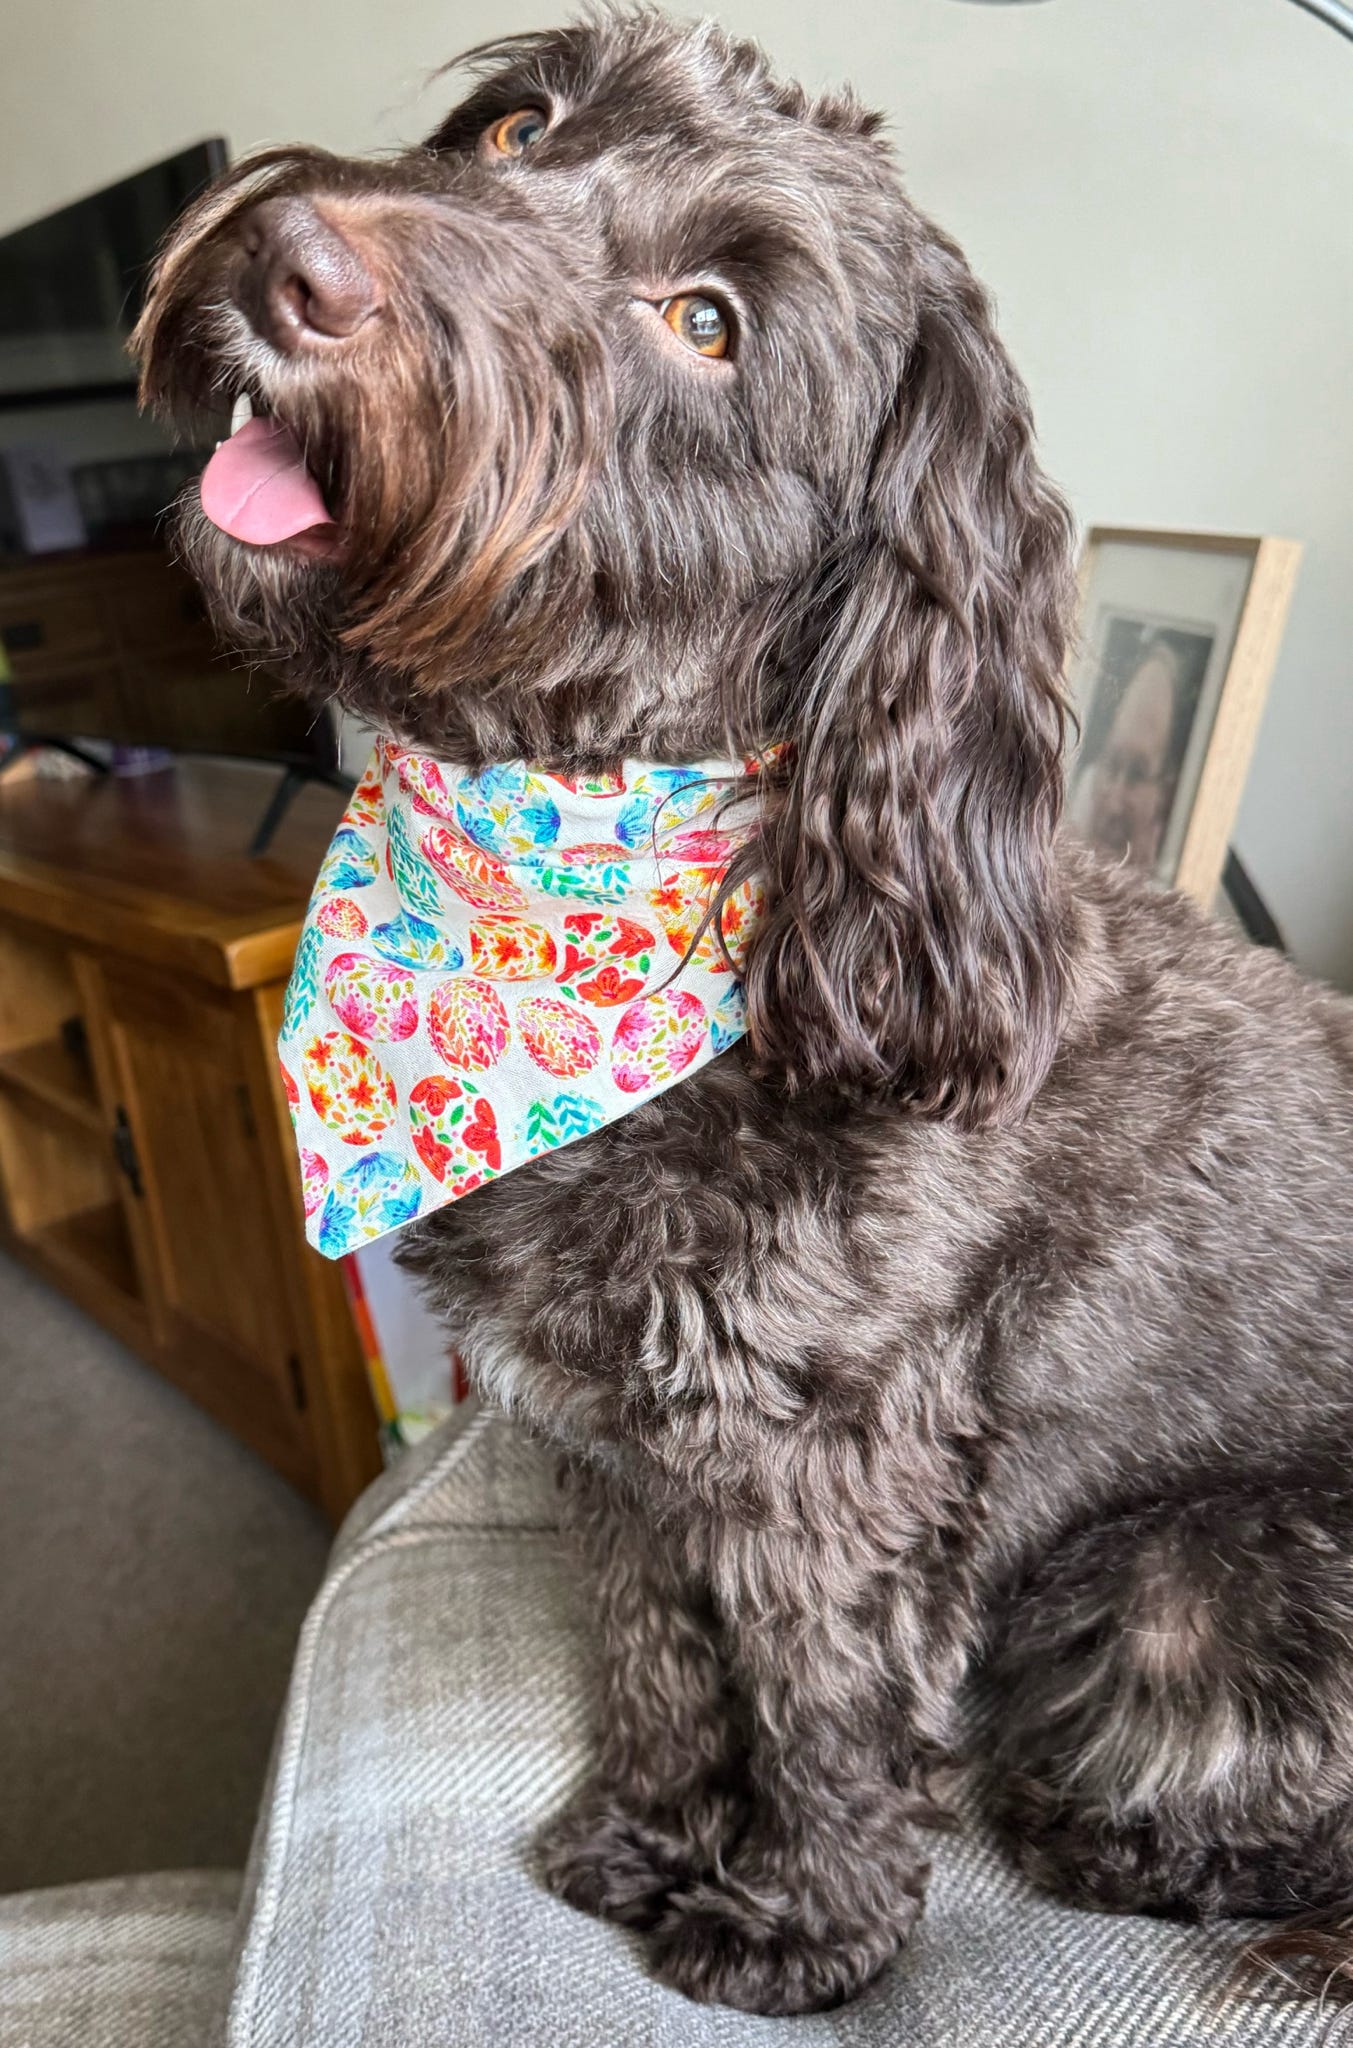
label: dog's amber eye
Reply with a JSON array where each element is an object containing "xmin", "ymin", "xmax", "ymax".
[
  {"xmin": 660, "ymin": 295, "xmax": 730, "ymax": 359},
  {"xmin": 490, "ymin": 108, "xmax": 549, "ymax": 157}
]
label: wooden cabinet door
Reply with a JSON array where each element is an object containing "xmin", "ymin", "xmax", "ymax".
[{"xmin": 94, "ymin": 959, "xmax": 316, "ymax": 1489}]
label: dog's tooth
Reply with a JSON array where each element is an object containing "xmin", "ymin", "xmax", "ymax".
[{"xmin": 230, "ymin": 391, "xmax": 253, "ymax": 435}]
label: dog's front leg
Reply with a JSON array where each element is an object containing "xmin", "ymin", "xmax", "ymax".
[
  {"xmin": 650, "ymin": 1514, "xmax": 956, "ymax": 2016},
  {"xmin": 538, "ymin": 1458, "xmax": 745, "ymax": 1930}
]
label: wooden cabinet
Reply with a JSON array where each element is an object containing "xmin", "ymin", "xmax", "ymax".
[
  {"xmin": 92, "ymin": 959, "xmax": 316, "ymax": 1482},
  {"xmin": 0, "ymin": 758, "xmax": 383, "ymax": 1518}
]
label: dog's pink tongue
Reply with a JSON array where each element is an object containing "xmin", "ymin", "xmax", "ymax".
[{"xmin": 199, "ymin": 415, "xmax": 332, "ymax": 545}]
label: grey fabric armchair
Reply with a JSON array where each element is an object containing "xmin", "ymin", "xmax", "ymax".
[{"xmin": 0, "ymin": 1405, "xmax": 1326, "ymax": 2046}]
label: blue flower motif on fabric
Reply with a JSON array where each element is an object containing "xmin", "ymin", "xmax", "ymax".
[
  {"xmin": 318, "ymin": 826, "xmax": 380, "ymax": 892},
  {"xmin": 282, "ymin": 923, "xmax": 324, "ymax": 1037},
  {"xmin": 710, "ymin": 980, "xmax": 749, "ymax": 1055},
  {"xmin": 455, "ymin": 763, "xmax": 562, "ymax": 860},
  {"xmin": 317, "ymin": 1151, "xmax": 423, "ymax": 1258},
  {"xmin": 371, "ymin": 911, "xmax": 461, "ymax": 973},
  {"xmin": 614, "ymin": 768, "xmax": 712, "ymax": 851},
  {"xmin": 386, "ymin": 801, "xmax": 443, "ymax": 916}
]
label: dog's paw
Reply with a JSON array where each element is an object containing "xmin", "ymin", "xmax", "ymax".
[
  {"xmin": 650, "ymin": 1883, "xmax": 897, "ymax": 2015},
  {"xmin": 537, "ymin": 1794, "xmax": 701, "ymax": 1931}
]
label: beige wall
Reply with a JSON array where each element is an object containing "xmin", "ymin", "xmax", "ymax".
[{"xmin": 5, "ymin": 0, "xmax": 1350, "ymax": 984}]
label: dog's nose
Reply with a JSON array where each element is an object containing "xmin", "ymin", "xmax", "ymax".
[{"xmin": 236, "ymin": 197, "xmax": 380, "ymax": 352}]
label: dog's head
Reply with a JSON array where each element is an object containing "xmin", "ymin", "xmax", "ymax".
[{"xmin": 135, "ymin": 8, "xmax": 1075, "ymax": 1124}]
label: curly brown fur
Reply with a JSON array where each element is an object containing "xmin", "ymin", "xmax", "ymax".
[{"xmin": 135, "ymin": 8, "xmax": 1353, "ymax": 2017}]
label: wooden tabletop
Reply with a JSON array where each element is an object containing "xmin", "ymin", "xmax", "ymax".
[{"xmin": 0, "ymin": 757, "xmax": 348, "ymax": 989}]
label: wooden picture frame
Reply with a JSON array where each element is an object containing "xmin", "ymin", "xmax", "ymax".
[{"xmin": 1067, "ymin": 527, "xmax": 1301, "ymax": 909}]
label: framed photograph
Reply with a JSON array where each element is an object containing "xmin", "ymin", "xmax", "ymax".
[{"xmin": 1066, "ymin": 528, "xmax": 1301, "ymax": 908}]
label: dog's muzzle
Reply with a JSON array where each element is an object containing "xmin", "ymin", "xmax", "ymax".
[{"xmin": 235, "ymin": 196, "xmax": 382, "ymax": 353}]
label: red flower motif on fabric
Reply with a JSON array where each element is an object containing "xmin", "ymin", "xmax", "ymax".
[
  {"xmin": 464, "ymin": 1098, "xmax": 501, "ymax": 1169},
  {"xmin": 575, "ymin": 963, "xmax": 646, "ymax": 1007},
  {"xmin": 611, "ymin": 917, "xmax": 656, "ymax": 958}
]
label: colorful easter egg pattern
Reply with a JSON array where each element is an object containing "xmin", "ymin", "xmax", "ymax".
[
  {"xmin": 301, "ymin": 1031, "xmax": 398, "ymax": 1144},
  {"xmin": 422, "ymin": 826, "xmax": 528, "ymax": 911},
  {"xmin": 318, "ymin": 826, "xmax": 380, "ymax": 892},
  {"xmin": 427, "ymin": 977, "xmax": 511, "ymax": 1071},
  {"xmin": 317, "ymin": 1152, "xmax": 423, "ymax": 1257},
  {"xmin": 555, "ymin": 910, "xmax": 655, "ymax": 1006},
  {"xmin": 395, "ymin": 751, "xmax": 458, "ymax": 821},
  {"xmin": 468, "ymin": 917, "xmax": 558, "ymax": 979},
  {"xmin": 612, "ymin": 989, "xmax": 708, "ymax": 1093},
  {"xmin": 286, "ymin": 745, "xmax": 771, "ymax": 1253},
  {"xmin": 371, "ymin": 910, "xmax": 460, "ymax": 973},
  {"xmin": 408, "ymin": 1075, "xmax": 501, "ymax": 1189},
  {"xmin": 518, "ymin": 994, "xmax": 603, "ymax": 1078},
  {"xmin": 323, "ymin": 952, "xmax": 419, "ymax": 1043},
  {"xmin": 316, "ymin": 895, "xmax": 369, "ymax": 939},
  {"xmin": 386, "ymin": 802, "xmax": 443, "ymax": 916}
]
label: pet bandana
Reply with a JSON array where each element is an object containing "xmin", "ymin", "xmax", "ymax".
[{"xmin": 278, "ymin": 740, "xmax": 770, "ymax": 1257}]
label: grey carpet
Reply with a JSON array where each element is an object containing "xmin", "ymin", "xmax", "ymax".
[{"xmin": 0, "ymin": 1253, "xmax": 331, "ymax": 1893}]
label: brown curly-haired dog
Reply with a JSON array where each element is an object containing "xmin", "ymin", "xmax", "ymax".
[{"xmin": 135, "ymin": 10, "xmax": 1353, "ymax": 2016}]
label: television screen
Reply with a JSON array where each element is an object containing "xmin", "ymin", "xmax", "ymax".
[
  {"xmin": 0, "ymin": 143, "xmax": 338, "ymax": 779},
  {"xmin": 0, "ymin": 141, "xmax": 227, "ymax": 405}
]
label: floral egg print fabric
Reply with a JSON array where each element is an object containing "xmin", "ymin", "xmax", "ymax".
[{"xmin": 278, "ymin": 741, "xmax": 771, "ymax": 1257}]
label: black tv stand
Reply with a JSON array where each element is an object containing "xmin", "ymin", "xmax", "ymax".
[{"xmin": 250, "ymin": 759, "xmax": 353, "ymax": 858}]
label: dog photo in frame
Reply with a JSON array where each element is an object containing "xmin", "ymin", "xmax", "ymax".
[{"xmin": 1067, "ymin": 528, "xmax": 1301, "ymax": 908}]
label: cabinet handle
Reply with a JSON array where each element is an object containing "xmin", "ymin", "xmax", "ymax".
[{"xmin": 112, "ymin": 1106, "xmax": 144, "ymax": 1197}]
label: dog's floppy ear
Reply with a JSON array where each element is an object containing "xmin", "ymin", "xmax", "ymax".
[{"xmin": 742, "ymin": 226, "xmax": 1076, "ymax": 1126}]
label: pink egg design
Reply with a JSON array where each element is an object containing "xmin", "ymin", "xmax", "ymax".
[
  {"xmin": 422, "ymin": 825, "xmax": 528, "ymax": 911},
  {"xmin": 665, "ymin": 827, "xmax": 735, "ymax": 864},
  {"xmin": 427, "ymin": 977, "xmax": 511, "ymax": 1071},
  {"xmin": 518, "ymin": 994, "xmax": 602, "ymax": 1078},
  {"xmin": 395, "ymin": 751, "xmax": 458, "ymax": 820},
  {"xmin": 612, "ymin": 989, "xmax": 708, "ymax": 1093},
  {"xmin": 323, "ymin": 952, "xmax": 419, "ymax": 1043},
  {"xmin": 317, "ymin": 895, "xmax": 369, "ymax": 939},
  {"xmin": 301, "ymin": 1032, "xmax": 398, "ymax": 1145},
  {"xmin": 299, "ymin": 1148, "xmax": 329, "ymax": 1218}
]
